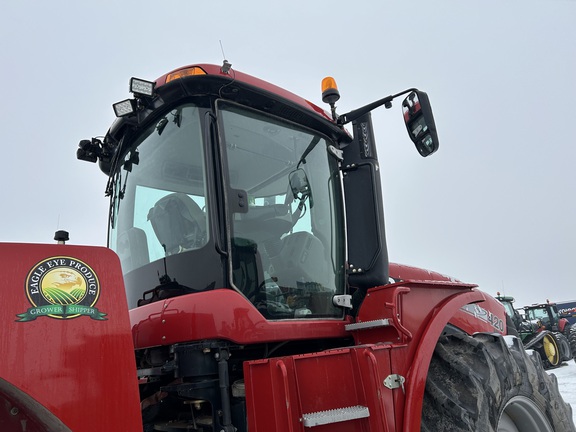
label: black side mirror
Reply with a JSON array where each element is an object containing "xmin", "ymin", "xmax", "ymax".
[
  {"xmin": 289, "ymin": 169, "xmax": 313, "ymax": 207},
  {"xmin": 402, "ymin": 90, "xmax": 439, "ymax": 157}
]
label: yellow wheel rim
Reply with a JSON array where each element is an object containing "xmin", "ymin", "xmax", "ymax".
[{"xmin": 543, "ymin": 334, "xmax": 559, "ymax": 365}]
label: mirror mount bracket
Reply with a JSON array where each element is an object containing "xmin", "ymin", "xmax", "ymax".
[
  {"xmin": 337, "ymin": 88, "xmax": 416, "ymax": 126},
  {"xmin": 336, "ymin": 88, "xmax": 439, "ymax": 157}
]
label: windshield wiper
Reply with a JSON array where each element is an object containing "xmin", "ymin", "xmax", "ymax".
[{"xmin": 296, "ymin": 136, "xmax": 321, "ymax": 169}]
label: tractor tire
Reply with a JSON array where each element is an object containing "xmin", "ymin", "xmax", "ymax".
[
  {"xmin": 569, "ymin": 327, "xmax": 576, "ymax": 364},
  {"xmin": 540, "ymin": 332, "xmax": 561, "ymax": 369},
  {"xmin": 421, "ymin": 332, "xmax": 575, "ymax": 432},
  {"xmin": 553, "ymin": 331, "xmax": 572, "ymax": 362}
]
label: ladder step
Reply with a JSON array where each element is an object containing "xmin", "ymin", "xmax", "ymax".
[
  {"xmin": 345, "ymin": 318, "xmax": 390, "ymax": 331},
  {"xmin": 301, "ymin": 405, "xmax": 370, "ymax": 427}
]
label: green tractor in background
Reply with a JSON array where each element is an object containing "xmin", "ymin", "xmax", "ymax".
[
  {"xmin": 496, "ymin": 294, "xmax": 575, "ymax": 369},
  {"xmin": 524, "ymin": 300, "xmax": 576, "ymax": 364}
]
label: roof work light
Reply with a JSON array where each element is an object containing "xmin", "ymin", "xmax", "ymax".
[
  {"xmin": 130, "ymin": 77, "xmax": 155, "ymax": 97},
  {"xmin": 112, "ymin": 77, "xmax": 156, "ymax": 118},
  {"xmin": 113, "ymin": 99, "xmax": 136, "ymax": 117}
]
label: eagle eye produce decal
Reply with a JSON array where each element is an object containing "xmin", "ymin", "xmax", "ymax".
[{"xmin": 16, "ymin": 256, "xmax": 107, "ymax": 322}]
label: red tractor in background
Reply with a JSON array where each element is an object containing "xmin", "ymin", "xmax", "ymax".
[{"xmin": 1, "ymin": 62, "xmax": 574, "ymax": 431}]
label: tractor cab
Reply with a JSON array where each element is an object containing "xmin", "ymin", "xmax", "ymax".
[
  {"xmin": 105, "ymin": 84, "xmax": 346, "ymax": 320},
  {"xmin": 495, "ymin": 293, "xmax": 524, "ymax": 330},
  {"xmin": 524, "ymin": 302, "xmax": 564, "ymax": 331}
]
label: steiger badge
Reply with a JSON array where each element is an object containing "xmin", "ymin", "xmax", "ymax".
[{"xmin": 16, "ymin": 256, "xmax": 107, "ymax": 321}]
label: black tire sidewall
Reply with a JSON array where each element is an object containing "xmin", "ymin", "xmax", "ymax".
[{"xmin": 421, "ymin": 332, "xmax": 575, "ymax": 432}]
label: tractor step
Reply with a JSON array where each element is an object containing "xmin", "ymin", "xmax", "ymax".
[
  {"xmin": 345, "ymin": 319, "xmax": 390, "ymax": 331},
  {"xmin": 301, "ymin": 405, "xmax": 370, "ymax": 427}
]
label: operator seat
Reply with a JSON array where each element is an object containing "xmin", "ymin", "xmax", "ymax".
[
  {"xmin": 116, "ymin": 227, "xmax": 150, "ymax": 273},
  {"xmin": 271, "ymin": 231, "xmax": 329, "ymax": 290},
  {"xmin": 147, "ymin": 193, "xmax": 207, "ymax": 255}
]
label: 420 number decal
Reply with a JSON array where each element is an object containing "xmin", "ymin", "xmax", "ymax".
[{"xmin": 460, "ymin": 303, "xmax": 505, "ymax": 333}]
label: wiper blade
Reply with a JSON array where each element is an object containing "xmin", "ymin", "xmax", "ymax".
[
  {"xmin": 297, "ymin": 136, "xmax": 321, "ymax": 169},
  {"xmin": 105, "ymin": 135, "xmax": 126, "ymax": 197}
]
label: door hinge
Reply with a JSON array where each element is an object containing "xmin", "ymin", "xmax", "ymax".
[{"xmin": 332, "ymin": 294, "xmax": 352, "ymax": 309}]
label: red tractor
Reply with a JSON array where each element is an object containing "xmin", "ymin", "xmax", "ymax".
[{"xmin": 1, "ymin": 63, "xmax": 574, "ymax": 431}]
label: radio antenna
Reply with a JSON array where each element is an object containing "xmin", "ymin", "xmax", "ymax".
[
  {"xmin": 219, "ymin": 40, "xmax": 227, "ymax": 60},
  {"xmin": 219, "ymin": 40, "xmax": 232, "ymax": 74}
]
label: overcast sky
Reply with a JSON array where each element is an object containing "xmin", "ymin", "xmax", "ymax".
[{"xmin": 1, "ymin": 0, "xmax": 574, "ymax": 308}]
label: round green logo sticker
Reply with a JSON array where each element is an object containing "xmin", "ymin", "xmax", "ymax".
[{"xmin": 16, "ymin": 256, "xmax": 107, "ymax": 321}]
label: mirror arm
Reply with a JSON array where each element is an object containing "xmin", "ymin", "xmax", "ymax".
[{"xmin": 337, "ymin": 88, "xmax": 417, "ymax": 125}]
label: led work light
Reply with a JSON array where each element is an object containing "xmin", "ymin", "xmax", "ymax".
[
  {"xmin": 130, "ymin": 77, "xmax": 155, "ymax": 97},
  {"xmin": 113, "ymin": 99, "xmax": 136, "ymax": 117}
]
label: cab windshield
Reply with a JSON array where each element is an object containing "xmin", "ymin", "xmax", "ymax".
[
  {"xmin": 218, "ymin": 102, "xmax": 346, "ymax": 319},
  {"xmin": 109, "ymin": 103, "xmax": 209, "ymax": 274},
  {"xmin": 526, "ymin": 306, "xmax": 558, "ymax": 326}
]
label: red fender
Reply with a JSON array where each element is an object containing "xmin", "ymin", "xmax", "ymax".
[
  {"xmin": 402, "ymin": 290, "xmax": 486, "ymax": 431},
  {"xmin": 353, "ymin": 278, "xmax": 505, "ymax": 432}
]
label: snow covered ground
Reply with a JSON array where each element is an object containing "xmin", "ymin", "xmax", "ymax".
[{"xmin": 547, "ymin": 360, "xmax": 576, "ymax": 424}]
